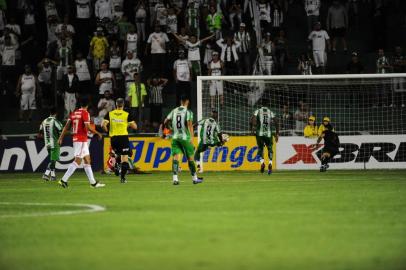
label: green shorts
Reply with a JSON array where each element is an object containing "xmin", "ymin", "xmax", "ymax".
[
  {"xmin": 48, "ymin": 147, "xmax": 60, "ymax": 161},
  {"xmin": 171, "ymin": 139, "xmax": 195, "ymax": 158},
  {"xmin": 256, "ymin": 136, "xmax": 273, "ymax": 148}
]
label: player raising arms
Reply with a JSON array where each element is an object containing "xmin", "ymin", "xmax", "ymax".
[
  {"xmin": 58, "ymin": 97, "xmax": 105, "ymax": 188},
  {"xmin": 194, "ymin": 110, "xmax": 229, "ymax": 173},
  {"xmin": 39, "ymin": 107, "xmax": 63, "ymax": 181},
  {"xmin": 250, "ymin": 102, "xmax": 279, "ymax": 174},
  {"xmin": 164, "ymin": 95, "xmax": 203, "ymax": 185},
  {"xmin": 102, "ymin": 98, "xmax": 137, "ymax": 183},
  {"xmin": 314, "ymin": 123, "xmax": 340, "ymax": 172}
]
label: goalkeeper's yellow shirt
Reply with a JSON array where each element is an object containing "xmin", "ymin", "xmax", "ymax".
[
  {"xmin": 105, "ymin": 109, "xmax": 132, "ymax": 137},
  {"xmin": 318, "ymin": 124, "xmax": 335, "ymax": 136}
]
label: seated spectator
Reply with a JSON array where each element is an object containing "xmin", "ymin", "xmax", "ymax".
[
  {"xmin": 90, "ymin": 27, "xmax": 109, "ymax": 72},
  {"xmin": 280, "ymin": 104, "xmax": 293, "ymax": 130},
  {"xmin": 294, "ymin": 101, "xmax": 309, "ymax": 133},
  {"xmin": 346, "ymin": 52, "xmax": 364, "ymax": 74},
  {"xmin": 97, "ymin": 90, "xmax": 115, "ymax": 118},
  {"xmin": 147, "ymin": 76, "xmax": 168, "ymax": 126},
  {"xmin": 326, "ymin": 0, "xmax": 348, "ymax": 52},
  {"xmin": 95, "ymin": 61, "xmax": 115, "ymax": 99},
  {"xmin": 128, "ymin": 72, "xmax": 147, "ymax": 123},
  {"xmin": 216, "ymin": 36, "xmax": 241, "ymax": 75},
  {"xmin": 61, "ymin": 65, "xmax": 80, "ymax": 118},
  {"xmin": 298, "ymin": 53, "xmax": 313, "ymax": 75},
  {"xmin": 16, "ymin": 65, "xmax": 39, "ymax": 122},
  {"xmin": 304, "ymin": 116, "xmax": 318, "ymax": 138},
  {"xmin": 234, "ymin": 23, "xmax": 252, "ymax": 75}
]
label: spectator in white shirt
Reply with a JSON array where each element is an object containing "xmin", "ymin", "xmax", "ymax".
[
  {"xmin": 234, "ymin": 23, "xmax": 252, "ymax": 75},
  {"xmin": 146, "ymin": 25, "xmax": 169, "ymax": 75},
  {"xmin": 0, "ymin": 35, "xmax": 19, "ymax": 97},
  {"xmin": 56, "ymin": 16, "xmax": 75, "ymax": 48},
  {"xmin": 95, "ymin": 0, "xmax": 114, "ymax": 21},
  {"xmin": 173, "ymin": 32, "xmax": 214, "ymax": 78},
  {"xmin": 134, "ymin": 1, "xmax": 147, "ymax": 41},
  {"xmin": 326, "ymin": 0, "xmax": 348, "ymax": 52},
  {"xmin": 97, "ymin": 90, "xmax": 115, "ymax": 118},
  {"xmin": 173, "ymin": 49, "xmax": 192, "ymax": 105},
  {"xmin": 308, "ymin": 22, "xmax": 330, "ymax": 74},
  {"xmin": 74, "ymin": 52, "xmax": 92, "ymax": 95},
  {"xmin": 121, "ymin": 50, "xmax": 143, "ymax": 97},
  {"xmin": 304, "ymin": 0, "xmax": 321, "ymax": 33}
]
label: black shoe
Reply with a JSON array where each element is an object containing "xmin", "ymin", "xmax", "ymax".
[
  {"xmin": 260, "ymin": 163, "xmax": 265, "ymax": 173},
  {"xmin": 58, "ymin": 180, "xmax": 68, "ymax": 188},
  {"xmin": 320, "ymin": 166, "xmax": 326, "ymax": 172},
  {"xmin": 114, "ymin": 163, "xmax": 120, "ymax": 176},
  {"xmin": 173, "ymin": 180, "xmax": 179, "ymax": 185},
  {"xmin": 120, "ymin": 177, "xmax": 127, "ymax": 183},
  {"xmin": 267, "ymin": 164, "xmax": 272, "ymax": 175}
]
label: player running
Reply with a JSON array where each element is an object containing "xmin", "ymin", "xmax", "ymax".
[
  {"xmin": 102, "ymin": 98, "xmax": 137, "ymax": 183},
  {"xmin": 194, "ymin": 110, "xmax": 228, "ymax": 173},
  {"xmin": 39, "ymin": 107, "xmax": 63, "ymax": 181},
  {"xmin": 164, "ymin": 96, "xmax": 203, "ymax": 185},
  {"xmin": 250, "ymin": 104, "xmax": 279, "ymax": 174},
  {"xmin": 58, "ymin": 97, "xmax": 105, "ymax": 188},
  {"xmin": 314, "ymin": 123, "xmax": 340, "ymax": 172}
]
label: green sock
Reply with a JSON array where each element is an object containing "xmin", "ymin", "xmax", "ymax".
[
  {"xmin": 173, "ymin": 160, "xmax": 179, "ymax": 175},
  {"xmin": 188, "ymin": 160, "xmax": 196, "ymax": 175}
]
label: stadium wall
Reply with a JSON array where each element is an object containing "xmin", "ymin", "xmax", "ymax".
[{"xmin": 0, "ymin": 137, "xmax": 103, "ymax": 172}]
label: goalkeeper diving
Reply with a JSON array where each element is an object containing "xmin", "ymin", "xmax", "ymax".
[{"xmin": 194, "ymin": 110, "xmax": 229, "ymax": 173}]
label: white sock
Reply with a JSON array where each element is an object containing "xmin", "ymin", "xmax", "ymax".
[
  {"xmin": 196, "ymin": 161, "xmax": 201, "ymax": 166},
  {"xmin": 260, "ymin": 159, "xmax": 265, "ymax": 164},
  {"xmin": 269, "ymin": 160, "xmax": 273, "ymax": 166},
  {"xmin": 192, "ymin": 174, "xmax": 197, "ymax": 181},
  {"xmin": 44, "ymin": 169, "xmax": 51, "ymax": 176},
  {"xmin": 84, "ymin": 164, "xmax": 97, "ymax": 185},
  {"xmin": 173, "ymin": 175, "xmax": 178, "ymax": 182},
  {"xmin": 51, "ymin": 170, "xmax": 56, "ymax": 177},
  {"xmin": 62, "ymin": 162, "xmax": 79, "ymax": 182}
]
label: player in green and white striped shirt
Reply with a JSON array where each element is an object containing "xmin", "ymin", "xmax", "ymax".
[
  {"xmin": 194, "ymin": 110, "xmax": 222, "ymax": 172},
  {"xmin": 164, "ymin": 96, "xmax": 203, "ymax": 185},
  {"xmin": 39, "ymin": 107, "xmax": 63, "ymax": 181},
  {"xmin": 250, "ymin": 104, "xmax": 279, "ymax": 174}
]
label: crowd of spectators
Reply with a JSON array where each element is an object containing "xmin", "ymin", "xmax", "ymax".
[{"xmin": 0, "ymin": 0, "xmax": 405, "ymax": 132}]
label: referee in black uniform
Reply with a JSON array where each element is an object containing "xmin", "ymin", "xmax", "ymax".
[
  {"xmin": 102, "ymin": 98, "xmax": 137, "ymax": 183},
  {"xmin": 314, "ymin": 123, "xmax": 340, "ymax": 172}
]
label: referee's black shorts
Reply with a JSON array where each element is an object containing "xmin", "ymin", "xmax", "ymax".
[{"xmin": 111, "ymin": 135, "xmax": 131, "ymax": 156}]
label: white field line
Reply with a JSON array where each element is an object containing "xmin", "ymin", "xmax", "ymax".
[{"xmin": 0, "ymin": 202, "xmax": 106, "ymax": 218}]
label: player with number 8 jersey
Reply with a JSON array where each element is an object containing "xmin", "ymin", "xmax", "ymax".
[
  {"xmin": 58, "ymin": 97, "xmax": 105, "ymax": 188},
  {"xmin": 164, "ymin": 96, "xmax": 203, "ymax": 185}
]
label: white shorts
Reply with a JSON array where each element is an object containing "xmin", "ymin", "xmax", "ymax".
[
  {"xmin": 20, "ymin": 93, "xmax": 36, "ymax": 110},
  {"xmin": 73, "ymin": 141, "xmax": 90, "ymax": 158},
  {"xmin": 313, "ymin": 50, "xmax": 327, "ymax": 67},
  {"xmin": 209, "ymin": 80, "xmax": 223, "ymax": 96}
]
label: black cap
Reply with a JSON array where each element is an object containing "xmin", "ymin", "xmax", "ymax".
[{"xmin": 116, "ymin": 98, "xmax": 125, "ymax": 107}]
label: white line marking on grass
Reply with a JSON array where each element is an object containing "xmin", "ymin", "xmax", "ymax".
[{"xmin": 0, "ymin": 202, "xmax": 106, "ymax": 218}]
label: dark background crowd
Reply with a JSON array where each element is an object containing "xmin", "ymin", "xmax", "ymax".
[{"xmin": 0, "ymin": 0, "xmax": 405, "ymax": 135}]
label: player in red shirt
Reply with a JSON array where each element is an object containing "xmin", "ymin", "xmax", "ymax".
[{"xmin": 58, "ymin": 97, "xmax": 105, "ymax": 188}]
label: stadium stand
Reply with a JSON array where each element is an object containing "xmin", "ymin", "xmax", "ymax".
[{"xmin": 0, "ymin": 0, "xmax": 405, "ymax": 136}]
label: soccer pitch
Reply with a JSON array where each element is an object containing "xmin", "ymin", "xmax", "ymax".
[{"xmin": 0, "ymin": 170, "xmax": 405, "ymax": 270}]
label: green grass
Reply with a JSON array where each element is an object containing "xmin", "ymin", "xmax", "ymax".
[{"xmin": 0, "ymin": 170, "xmax": 406, "ymax": 270}]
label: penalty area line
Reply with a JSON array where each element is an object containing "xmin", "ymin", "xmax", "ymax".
[{"xmin": 0, "ymin": 202, "xmax": 106, "ymax": 218}]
